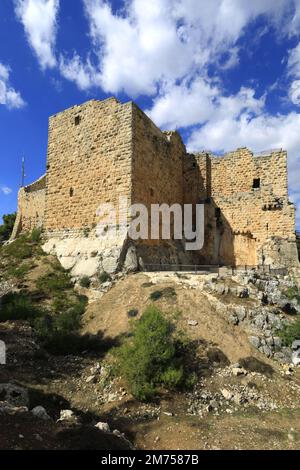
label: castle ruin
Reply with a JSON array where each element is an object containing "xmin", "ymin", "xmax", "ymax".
[{"xmin": 11, "ymin": 97, "xmax": 299, "ymax": 276}]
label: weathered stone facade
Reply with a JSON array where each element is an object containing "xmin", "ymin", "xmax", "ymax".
[
  {"xmin": 11, "ymin": 174, "xmax": 46, "ymax": 240},
  {"xmin": 12, "ymin": 97, "xmax": 298, "ymax": 273}
]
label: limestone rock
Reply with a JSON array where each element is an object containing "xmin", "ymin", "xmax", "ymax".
[
  {"xmin": 95, "ymin": 422, "xmax": 111, "ymax": 433},
  {"xmin": 123, "ymin": 246, "xmax": 138, "ymax": 273},
  {"xmin": 249, "ymin": 336, "xmax": 261, "ymax": 349},
  {"xmin": 31, "ymin": 406, "xmax": 51, "ymax": 421}
]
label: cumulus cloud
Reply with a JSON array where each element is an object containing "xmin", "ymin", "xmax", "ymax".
[
  {"xmin": 289, "ymin": 79, "xmax": 300, "ymax": 105},
  {"xmin": 55, "ymin": 0, "xmax": 289, "ymax": 96},
  {"xmin": 186, "ymin": 105, "xmax": 300, "ymax": 208},
  {"xmin": 0, "ymin": 186, "xmax": 13, "ymax": 196},
  {"xmin": 59, "ymin": 54, "xmax": 101, "ymax": 91},
  {"xmin": 147, "ymin": 79, "xmax": 265, "ymax": 129},
  {"xmin": 0, "ymin": 63, "xmax": 26, "ymax": 109},
  {"xmin": 15, "ymin": 0, "xmax": 59, "ymax": 70}
]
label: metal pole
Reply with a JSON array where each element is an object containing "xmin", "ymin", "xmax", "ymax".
[{"xmin": 21, "ymin": 157, "xmax": 25, "ymax": 187}]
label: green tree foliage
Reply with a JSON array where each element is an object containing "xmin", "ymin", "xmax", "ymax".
[
  {"xmin": 0, "ymin": 213, "xmax": 16, "ymax": 243},
  {"xmin": 116, "ymin": 306, "xmax": 194, "ymax": 401}
]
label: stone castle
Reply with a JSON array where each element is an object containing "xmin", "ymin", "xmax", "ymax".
[{"xmin": 11, "ymin": 97, "xmax": 299, "ymax": 276}]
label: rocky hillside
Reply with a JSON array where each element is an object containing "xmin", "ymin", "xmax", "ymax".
[{"xmin": 1, "ymin": 235, "xmax": 300, "ymax": 450}]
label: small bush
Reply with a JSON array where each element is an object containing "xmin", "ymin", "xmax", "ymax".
[
  {"xmin": 40, "ymin": 332, "xmax": 113, "ymax": 355},
  {"xmin": 149, "ymin": 287, "xmax": 177, "ymax": 302},
  {"xmin": 285, "ymin": 287, "xmax": 300, "ymax": 304},
  {"xmin": 150, "ymin": 291, "xmax": 162, "ymax": 301},
  {"xmin": 55, "ymin": 308, "xmax": 82, "ymax": 333},
  {"xmin": 128, "ymin": 309, "xmax": 139, "ymax": 318},
  {"xmin": 115, "ymin": 306, "xmax": 190, "ymax": 401},
  {"xmin": 80, "ymin": 276, "xmax": 91, "ymax": 288},
  {"xmin": 278, "ymin": 317, "xmax": 300, "ymax": 346},
  {"xmin": 34, "ymin": 296, "xmax": 88, "ymax": 354},
  {"xmin": 0, "ymin": 293, "xmax": 43, "ymax": 322},
  {"xmin": 30, "ymin": 227, "xmax": 42, "ymax": 243},
  {"xmin": 98, "ymin": 271, "xmax": 111, "ymax": 284}
]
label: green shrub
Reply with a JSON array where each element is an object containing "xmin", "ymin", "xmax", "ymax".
[
  {"xmin": 0, "ymin": 293, "xmax": 43, "ymax": 322},
  {"xmin": 278, "ymin": 317, "xmax": 300, "ymax": 346},
  {"xmin": 149, "ymin": 287, "xmax": 177, "ymax": 302},
  {"xmin": 98, "ymin": 271, "xmax": 111, "ymax": 284},
  {"xmin": 36, "ymin": 271, "xmax": 72, "ymax": 296},
  {"xmin": 115, "ymin": 306, "xmax": 189, "ymax": 401},
  {"xmin": 150, "ymin": 291, "xmax": 162, "ymax": 301},
  {"xmin": 80, "ymin": 276, "xmax": 91, "ymax": 288},
  {"xmin": 55, "ymin": 308, "xmax": 82, "ymax": 333},
  {"xmin": 30, "ymin": 227, "xmax": 42, "ymax": 243},
  {"xmin": 285, "ymin": 287, "xmax": 300, "ymax": 304},
  {"xmin": 128, "ymin": 308, "xmax": 139, "ymax": 318},
  {"xmin": 40, "ymin": 332, "xmax": 111, "ymax": 355}
]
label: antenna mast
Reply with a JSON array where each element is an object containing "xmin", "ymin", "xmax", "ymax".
[{"xmin": 21, "ymin": 157, "xmax": 25, "ymax": 187}]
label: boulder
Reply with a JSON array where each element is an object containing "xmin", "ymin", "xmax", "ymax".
[
  {"xmin": 58, "ymin": 409, "xmax": 78, "ymax": 424},
  {"xmin": 31, "ymin": 406, "xmax": 51, "ymax": 421},
  {"xmin": 292, "ymin": 350, "xmax": 300, "ymax": 366},
  {"xmin": 123, "ymin": 246, "xmax": 138, "ymax": 273},
  {"xmin": 249, "ymin": 336, "xmax": 261, "ymax": 349},
  {"xmin": 292, "ymin": 340, "xmax": 300, "ymax": 351},
  {"xmin": 95, "ymin": 422, "xmax": 111, "ymax": 433}
]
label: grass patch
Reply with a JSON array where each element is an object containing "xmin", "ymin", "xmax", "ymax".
[
  {"xmin": 285, "ymin": 287, "xmax": 300, "ymax": 304},
  {"xmin": 1, "ymin": 236, "xmax": 33, "ymax": 260},
  {"xmin": 98, "ymin": 271, "xmax": 111, "ymax": 284},
  {"xmin": 114, "ymin": 305, "xmax": 196, "ymax": 401},
  {"xmin": 5, "ymin": 261, "xmax": 35, "ymax": 279},
  {"xmin": 278, "ymin": 317, "xmax": 300, "ymax": 346},
  {"xmin": 0, "ymin": 292, "xmax": 44, "ymax": 322},
  {"xmin": 35, "ymin": 271, "xmax": 73, "ymax": 296}
]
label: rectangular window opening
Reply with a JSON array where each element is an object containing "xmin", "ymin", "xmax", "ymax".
[{"xmin": 253, "ymin": 178, "xmax": 261, "ymax": 189}]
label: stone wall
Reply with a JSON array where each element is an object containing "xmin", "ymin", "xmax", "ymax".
[
  {"xmin": 10, "ymin": 175, "xmax": 46, "ymax": 239},
  {"xmin": 192, "ymin": 148, "xmax": 298, "ymax": 267},
  {"xmin": 132, "ymin": 105, "xmax": 184, "ymax": 240},
  {"xmin": 44, "ymin": 98, "xmax": 133, "ymax": 236},
  {"xmin": 130, "ymin": 105, "xmax": 194, "ymax": 264}
]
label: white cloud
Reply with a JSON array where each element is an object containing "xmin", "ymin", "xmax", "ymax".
[
  {"xmin": 147, "ymin": 79, "xmax": 265, "ymax": 129},
  {"xmin": 59, "ymin": 54, "xmax": 101, "ymax": 91},
  {"xmin": 56, "ymin": 0, "xmax": 290, "ymax": 96},
  {"xmin": 15, "ymin": 0, "xmax": 59, "ymax": 70},
  {"xmin": 289, "ymin": 79, "xmax": 300, "ymax": 105},
  {"xmin": 0, "ymin": 186, "xmax": 13, "ymax": 196},
  {"xmin": 186, "ymin": 105, "xmax": 300, "ymax": 210},
  {"xmin": 0, "ymin": 63, "xmax": 26, "ymax": 109}
]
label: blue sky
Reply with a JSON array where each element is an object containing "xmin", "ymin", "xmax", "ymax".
[{"xmin": 0, "ymin": 0, "xmax": 300, "ymax": 229}]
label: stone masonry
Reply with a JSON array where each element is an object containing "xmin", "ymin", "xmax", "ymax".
[{"xmin": 12, "ymin": 97, "xmax": 299, "ymax": 275}]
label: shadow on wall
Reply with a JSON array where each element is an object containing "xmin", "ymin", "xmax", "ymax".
[{"xmin": 189, "ymin": 154, "xmax": 257, "ymax": 267}]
